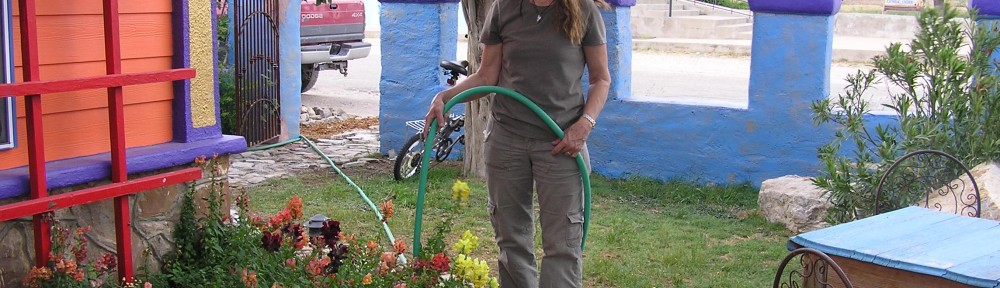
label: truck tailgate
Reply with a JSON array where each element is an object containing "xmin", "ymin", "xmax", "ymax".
[{"xmin": 301, "ymin": 0, "xmax": 365, "ymax": 45}]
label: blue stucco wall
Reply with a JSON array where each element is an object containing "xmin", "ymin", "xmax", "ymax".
[
  {"xmin": 281, "ymin": 1, "xmax": 303, "ymax": 140},
  {"xmin": 377, "ymin": 0, "xmax": 903, "ymax": 186},
  {"xmin": 378, "ymin": 2, "xmax": 459, "ymax": 154},
  {"xmin": 588, "ymin": 11, "xmax": 845, "ymax": 184}
]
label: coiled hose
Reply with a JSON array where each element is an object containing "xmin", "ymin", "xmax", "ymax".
[{"xmin": 413, "ymin": 86, "xmax": 592, "ymax": 257}]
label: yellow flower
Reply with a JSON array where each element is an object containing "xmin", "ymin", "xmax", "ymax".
[
  {"xmin": 361, "ymin": 273, "xmax": 372, "ymax": 285},
  {"xmin": 452, "ymin": 230, "xmax": 479, "ymax": 255},
  {"xmin": 489, "ymin": 278, "xmax": 499, "ymax": 288},
  {"xmin": 452, "ymin": 254, "xmax": 494, "ymax": 288},
  {"xmin": 452, "ymin": 180, "xmax": 470, "ymax": 202}
]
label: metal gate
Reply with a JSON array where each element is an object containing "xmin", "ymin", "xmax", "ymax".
[{"xmin": 234, "ymin": 0, "xmax": 281, "ymax": 146}]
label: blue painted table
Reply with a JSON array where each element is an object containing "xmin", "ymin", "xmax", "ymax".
[{"xmin": 789, "ymin": 207, "xmax": 1000, "ymax": 288}]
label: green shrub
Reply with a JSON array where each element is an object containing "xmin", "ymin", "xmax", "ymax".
[
  {"xmin": 811, "ymin": 5, "xmax": 1000, "ymax": 223},
  {"xmin": 696, "ymin": 0, "xmax": 748, "ymax": 10}
]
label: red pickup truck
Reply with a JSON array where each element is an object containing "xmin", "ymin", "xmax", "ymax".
[{"xmin": 301, "ymin": 0, "xmax": 372, "ymax": 92}]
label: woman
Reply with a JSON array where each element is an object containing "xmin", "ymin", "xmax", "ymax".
[{"xmin": 424, "ymin": 0, "xmax": 610, "ymax": 285}]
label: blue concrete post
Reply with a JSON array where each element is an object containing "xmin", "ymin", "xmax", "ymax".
[
  {"xmin": 378, "ymin": 0, "xmax": 459, "ymax": 154},
  {"xmin": 733, "ymin": 0, "xmax": 842, "ymax": 178},
  {"xmin": 747, "ymin": 0, "xmax": 839, "ymax": 118},
  {"xmin": 601, "ymin": 0, "xmax": 634, "ymax": 101},
  {"xmin": 280, "ymin": 2, "xmax": 303, "ymax": 140}
]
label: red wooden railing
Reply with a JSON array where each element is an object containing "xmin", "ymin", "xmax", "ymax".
[{"xmin": 0, "ymin": 0, "xmax": 202, "ymax": 282}]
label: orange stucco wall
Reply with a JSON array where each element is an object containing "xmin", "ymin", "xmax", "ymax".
[{"xmin": 0, "ymin": 0, "xmax": 175, "ymax": 170}]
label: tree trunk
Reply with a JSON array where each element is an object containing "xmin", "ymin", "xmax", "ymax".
[{"xmin": 460, "ymin": 0, "xmax": 492, "ymax": 178}]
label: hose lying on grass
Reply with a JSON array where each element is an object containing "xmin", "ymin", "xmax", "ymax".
[{"xmin": 247, "ymin": 136, "xmax": 398, "ymax": 250}]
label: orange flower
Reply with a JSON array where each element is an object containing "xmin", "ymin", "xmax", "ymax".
[
  {"xmin": 380, "ymin": 200, "xmax": 394, "ymax": 222},
  {"xmin": 307, "ymin": 256, "xmax": 332, "ymax": 277},
  {"xmin": 361, "ymin": 273, "xmax": 373, "ymax": 285},
  {"xmin": 342, "ymin": 233, "xmax": 356, "ymax": 244},
  {"xmin": 23, "ymin": 266, "xmax": 52, "ymax": 288},
  {"xmin": 241, "ymin": 268, "xmax": 259, "ymax": 288},
  {"xmin": 366, "ymin": 240, "xmax": 379, "ymax": 251},
  {"xmin": 286, "ymin": 196, "xmax": 304, "ymax": 220},
  {"xmin": 393, "ymin": 239, "xmax": 406, "ymax": 255},
  {"xmin": 381, "ymin": 252, "xmax": 397, "ymax": 266}
]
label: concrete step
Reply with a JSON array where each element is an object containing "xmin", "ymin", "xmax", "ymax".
[
  {"xmin": 631, "ymin": 6, "xmax": 754, "ymax": 39},
  {"xmin": 671, "ymin": 15, "xmax": 750, "ymax": 28},
  {"xmin": 634, "ymin": 3, "xmax": 693, "ymax": 10},
  {"xmin": 716, "ymin": 23, "xmax": 753, "ymax": 39},
  {"xmin": 632, "ymin": 8, "xmax": 701, "ymax": 18},
  {"xmin": 632, "ymin": 36, "xmax": 902, "ymax": 63}
]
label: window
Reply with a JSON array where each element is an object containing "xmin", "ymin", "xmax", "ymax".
[{"xmin": 0, "ymin": 0, "xmax": 14, "ymax": 150}]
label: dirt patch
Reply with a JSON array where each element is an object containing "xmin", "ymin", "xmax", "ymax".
[{"xmin": 301, "ymin": 117, "xmax": 379, "ymax": 139}]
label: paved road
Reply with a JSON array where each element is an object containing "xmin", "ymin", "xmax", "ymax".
[{"xmin": 302, "ymin": 39, "xmax": 892, "ymax": 116}]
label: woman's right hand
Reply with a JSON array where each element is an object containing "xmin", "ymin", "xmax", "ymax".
[{"xmin": 423, "ymin": 93, "xmax": 447, "ymax": 139}]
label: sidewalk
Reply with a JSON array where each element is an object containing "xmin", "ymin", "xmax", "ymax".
[{"xmin": 634, "ymin": 35, "xmax": 909, "ymax": 63}]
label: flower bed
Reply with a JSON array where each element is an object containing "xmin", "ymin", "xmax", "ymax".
[{"xmin": 20, "ymin": 158, "xmax": 497, "ymax": 288}]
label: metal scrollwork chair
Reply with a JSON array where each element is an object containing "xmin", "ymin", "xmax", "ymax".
[
  {"xmin": 773, "ymin": 248, "xmax": 854, "ymax": 288},
  {"xmin": 875, "ymin": 149, "xmax": 982, "ymax": 217}
]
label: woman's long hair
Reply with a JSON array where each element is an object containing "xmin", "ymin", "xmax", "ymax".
[{"xmin": 556, "ymin": 0, "xmax": 609, "ymax": 45}]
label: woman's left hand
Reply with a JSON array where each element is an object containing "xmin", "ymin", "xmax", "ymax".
[{"xmin": 551, "ymin": 119, "xmax": 592, "ymax": 158}]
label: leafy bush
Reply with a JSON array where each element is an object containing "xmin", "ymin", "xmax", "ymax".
[
  {"xmin": 696, "ymin": 0, "xmax": 748, "ymax": 10},
  {"xmin": 219, "ymin": 67, "xmax": 237, "ymax": 135},
  {"xmin": 811, "ymin": 5, "xmax": 1000, "ymax": 223},
  {"xmin": 154, "ymin": 159, "xmax": 497, "ymax": 287}
]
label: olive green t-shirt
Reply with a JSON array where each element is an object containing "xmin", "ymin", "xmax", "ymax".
[{"xmin": 480, "ymin": 0, "xmax": 606, "ymax": 140}]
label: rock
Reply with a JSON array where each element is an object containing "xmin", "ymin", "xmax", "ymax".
[
  {"xmin": 927, "ymin": 162, "xmax": 1000, "ymax": 221},
  {"xmin": 231, "ymin": 162, "xmax": 255, "ymax": 169},
  {"xmin": 301, "ymin": 106, "xmax": 309, "ymax": 113},
  {"xmin": 0, "ymin": 224, "xmax": 30, "ymax": 288},
  {"xmin": 758, "ymin": 175, "xmax": 832, "ymax": 233}
]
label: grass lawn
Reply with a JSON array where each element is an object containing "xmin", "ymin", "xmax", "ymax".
[{"xmin": 240, "ymin": 160, "xmax": 791, "ymax": 287}]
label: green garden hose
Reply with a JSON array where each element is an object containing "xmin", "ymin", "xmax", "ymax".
[
  {"xmin": 248, "ymin": 137, "xmax": 397, "ymax": 245},
  {"xmin": 413, "ymin": 86, "xmax": 592, "ymax": 257}
]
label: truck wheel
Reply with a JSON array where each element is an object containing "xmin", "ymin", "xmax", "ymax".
[{"xmin": 302, "ymin": 64, "xmax": 319, "ymax": 92}]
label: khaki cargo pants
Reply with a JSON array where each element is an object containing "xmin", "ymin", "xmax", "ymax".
[{"xmin": 484, "ymin": 124, "xmax": 589, "ymax": 288}]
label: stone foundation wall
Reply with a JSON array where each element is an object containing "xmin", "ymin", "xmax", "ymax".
[{"xmin": 0, "ymin": 155, "xmax": 231, "ymax": 288}]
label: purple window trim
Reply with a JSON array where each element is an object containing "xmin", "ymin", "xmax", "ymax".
[
  {"xmin": 0, "ymin": 135, "xmax": 247, "ymax": 200},
  {"xmin": 749, "ymin": 0, "xmax": 841, "ymax": 15},
  {"xmin": 0, "ymin": 0, "xmax": 14, "ymax": 151}
]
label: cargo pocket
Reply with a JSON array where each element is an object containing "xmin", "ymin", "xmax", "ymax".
[
  {"xmin": 565, "ymin": 210, "xmax": 584, "ymax": 248},
  {"xmin": 487, "ymin": 203, "xmax": 498, "ymax": 234}
]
